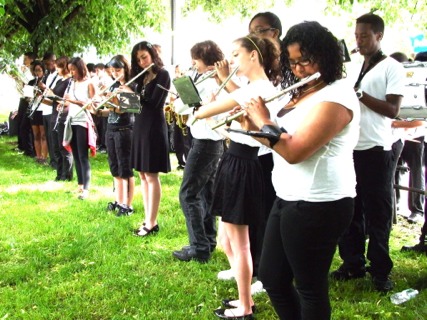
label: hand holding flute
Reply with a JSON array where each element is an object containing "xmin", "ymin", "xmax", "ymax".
[
  {"xmin": 210, "ymin": 72, "xmax": 321, "ymax": 129},
  {"xmin": 90, "ymin": 63, "xmax": 154, "ymax": 113},
  {"xmin": 73, "ymin": 73, "xmax": 125, "ymax": 116},
  {"xmin": 191, "ymin": 65, "xmax": 239, "ymax": 125}
]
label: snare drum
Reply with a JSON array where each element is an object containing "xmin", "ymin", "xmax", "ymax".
[{"xmin": 399, "ymin": 63, "xmax": 427, "ymax": 119}]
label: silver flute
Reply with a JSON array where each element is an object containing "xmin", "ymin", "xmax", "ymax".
[
  {"xmin": 88, "ymin": 63, "xmax": 153, "ymax": 114},
  {"xmin": 211, "ymin": 72, "xmax": 321, "ymax": 129}
]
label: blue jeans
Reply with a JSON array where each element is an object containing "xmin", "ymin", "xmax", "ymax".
[
  {"xmin": 179, "ymin": 139, "xmax": 223, "ymax": 256},
  {"xmin": 259, "ymin": 197, "xmax": 354, "ymax": 320}
]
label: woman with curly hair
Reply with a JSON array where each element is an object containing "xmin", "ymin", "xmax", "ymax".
[{"xmin": 241, "ymin": 21, "xmax": 360, "ymax": 319}]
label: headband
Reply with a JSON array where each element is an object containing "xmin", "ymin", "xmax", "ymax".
[
  {"xmin": 109, "ymin": 58, "xmax": 125, "ymax": 69},
  {"xmin": 245, "ymin": 36, "xmax": 264, "ymax": 63}
]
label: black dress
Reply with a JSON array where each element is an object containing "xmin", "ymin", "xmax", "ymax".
[{"xmin": 131, "ymin": 68, "xmax": 171, "ymax": 173}]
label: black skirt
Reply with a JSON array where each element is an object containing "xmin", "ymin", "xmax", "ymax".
[
  {"xmin": 211, "ymin": 141, "xmax": 264, "ymax": 225},
  {"xmin": 30, "ymin": 111, "xmax": 43, "ymax": 126}
]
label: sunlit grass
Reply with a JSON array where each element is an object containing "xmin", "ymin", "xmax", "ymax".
[{"xmin": 0, "ymin": 124, "xmax": 427, "ymax": 319}]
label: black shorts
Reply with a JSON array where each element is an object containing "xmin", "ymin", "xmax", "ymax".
[{"xmin": 106, "ymin": 127, "xmax": 134, "ymax": 178}]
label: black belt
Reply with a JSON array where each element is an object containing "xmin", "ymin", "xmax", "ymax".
[{"xmin": 370, "ymin": 146, "xmax": 384, "ymax": 152}]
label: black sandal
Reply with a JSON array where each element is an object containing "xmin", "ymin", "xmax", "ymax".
[
  {"xmin": 134, "ymin": 225, "xmax": 159, "ymax": 237},
  {"xmin": 213, "ymin": 308, "xmax": 253, "ymax": 319},
  {"xmin": 222, "ymin": 299, "xmax": 256, "ymax": 313}
]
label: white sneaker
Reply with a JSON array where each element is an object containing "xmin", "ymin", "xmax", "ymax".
[
  {"xmin": 217, "ymin": 269, "xmax": 235, "ymax": 280},
  {"xmin": 251, "ymin": 280, "xmax": 266, "ymax": 295}
]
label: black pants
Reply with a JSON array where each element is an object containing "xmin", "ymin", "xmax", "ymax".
[
  {"xmin": 249, "ymin": 152, "xmax": 275, "ymax": 277},
  {"xmin": 259, "ymin": 197, "xmax": 354, "ymax": 320},
  {"xmin": 173, "ymin": 121, "xmax": 191, "ymax": 167},
  {"xmin": 43, "ymin": 114, "xmax": 57, "ymax": 168},
  {"xmin": 179, "ymin": 139, "xmax": 223, "ymax": 256},
  {"xmin": 399, "ymin": 137, "xmax": 425, "ymax": 214},
  {"xmin": 53, "ymin": 122, "xmax": 73, "ymax": 180},
  {"xmin": 338, "ymin": 148, "xmax": 394, "ymax": 278},
  {"xmin": 70, "ymin": 125, "xmax": 91, "ymax": 190},
  {"xmin": 17, "ymin": 98, "xmax": 34, "ymax": 155}
]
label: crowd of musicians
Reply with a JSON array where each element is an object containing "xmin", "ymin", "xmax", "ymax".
[{"xmin": 7, "ymin": 10, "xmax": 427, "ymax": 320}]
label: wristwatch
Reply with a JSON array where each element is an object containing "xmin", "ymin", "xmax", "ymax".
[{"xmin": 355, "ymin": 89, "xmax": 363, "ymax": 100}]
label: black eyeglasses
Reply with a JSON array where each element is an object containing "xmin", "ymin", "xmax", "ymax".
[
  {"xmin": 251, "ymin": 27, "xmax": 276, "ymax": 35},
  {"xmin": 287, "ymin": 57, "xmax": 312, "ymax": 68}
]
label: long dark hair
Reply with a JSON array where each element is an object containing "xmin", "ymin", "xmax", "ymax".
[
  {"xmin": 235, "ymin": 35, "xmax": 281, "ymax": 85},
  {"xmin": 108, "ymin": 54, "xmax": 131, "ymax": 82},
  {"xmin": 55, "ymin": 56, "xmax": 70, "ymax": 74},
  {"xmin": 68, "ymin": 57, "xmax": 88, "ymax": 81},
  {"xmin": 280, "ymin": 21, "xmax": 344, "ymax": 93},
  {"xmin": 130, "ymin": 41, "xmax": 163, "ymax": 87}
]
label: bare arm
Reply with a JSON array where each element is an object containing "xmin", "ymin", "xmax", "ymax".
[
  {"xmin": 194, "ymin": 97, "xmax": 239, "ymax": 119},
  {"xmin": 243, "ymin": 97, "xmax": 353, "ymax": 164},
  {"xmin": 392, "ymin": 119, "xmax": 424, "ymax": 129},
  {"xmin": 359, "ymin": 92, "xmax": 402, "ymax": 119}
]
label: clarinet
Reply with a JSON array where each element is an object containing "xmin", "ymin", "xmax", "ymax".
[
  {"xmin": 53, "ymin": 77, "xmax": 73, "ymax": 132},
  {"xmin": 28, "ymin": 76, "xmax": 48, "ymax": 120},
  {"xmin": 26, "ymin": 76, "xmax": 39, "ymax": 115}
]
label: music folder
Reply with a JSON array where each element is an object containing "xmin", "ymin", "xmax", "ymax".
[{"xmin": 172, "ymin": 76, "xmax": 202, "ymax": 108}]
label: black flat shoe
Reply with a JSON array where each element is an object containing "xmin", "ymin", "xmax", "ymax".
[
  {"xmin": 213, "ymin": 308, "xmax": 253, "ymax": 319},
  {"xmin": 134, "ymin": 225, "xmax": 159, "ymax": 237},
  {"xmin": 222, "ymin": 299, "xmax": 256, "ymax": 313},
  {"xmin": 172, "ymin": 248, "xmax": 209, "ymax": 263},
  {"xmin": 132, "ymin": 222, "xmax": 147, "ymax": 234}
]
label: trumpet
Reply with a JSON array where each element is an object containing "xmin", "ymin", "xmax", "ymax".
[
  {"xmin": 211, "ymin": 72, "xmax": 321, "ymax": 129},
  {"xmin": 86, "ymin": 63, "xmax": 154, "ymax": 115}
]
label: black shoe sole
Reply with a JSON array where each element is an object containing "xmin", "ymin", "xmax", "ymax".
[
  {"xmin": 213, "ymin": 308, "xmax": 253, "ymax": 319},
  {"xmin": 222, "ymin": 299, "xmax": 256, "ymax": 313},
  {"xmin": 330, "ymin": 268, "xmax": 366, "ymax": 281}
]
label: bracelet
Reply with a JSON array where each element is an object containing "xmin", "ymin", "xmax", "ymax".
[{"xmin": 260, "ymin": 124, "xmax": 286, "ymax": 148}]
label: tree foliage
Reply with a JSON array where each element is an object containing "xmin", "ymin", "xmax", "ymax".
[
  {"xmin": 0, "ymin": 0, "xmax": 166, "ymax": 59},
  {"xmin": 0, "ymin": 0, "xmax": 425, "ymax": 64},
  {"xmin": 324, "ymin": 0, "xmax": 426, "ymax": 30},
  {"xmin": 181, "ymin": 0, "xmax": 289, "ymax": 22}
]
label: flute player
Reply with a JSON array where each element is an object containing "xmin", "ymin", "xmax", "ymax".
[
  {"xmin": 194, "ymin": 34, "xmax": 280, "ymax": 320},
  {"xmin": 237, "ymin": 21, "xmax": 360, "ymax": 319}
]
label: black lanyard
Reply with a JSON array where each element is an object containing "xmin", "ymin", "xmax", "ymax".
[{"xmin": 354, "ymin": 50, "xmax": 386, "ymax": 89}]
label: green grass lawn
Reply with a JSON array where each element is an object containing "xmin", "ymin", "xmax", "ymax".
[{"xmin": 0, "ymin": 114, "xmax": 427, "ymax": 319}]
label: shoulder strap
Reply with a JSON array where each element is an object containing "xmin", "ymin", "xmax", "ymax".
[{"xmin": 354, "ymin": 50, "xmax": 387, "ymax": 89}]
